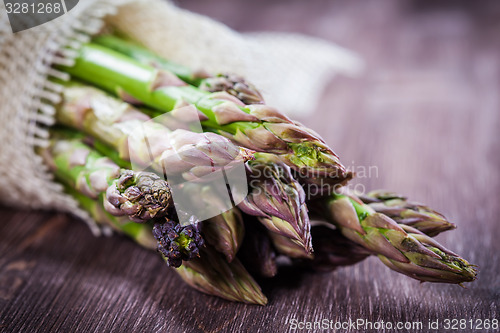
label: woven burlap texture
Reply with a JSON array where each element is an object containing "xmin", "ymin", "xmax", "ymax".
[{"xmin": 0, "ymin": 0, "xmax": 361, "ymax": 235}]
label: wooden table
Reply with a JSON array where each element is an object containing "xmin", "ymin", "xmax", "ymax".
[{"xmin": 1, "ymin": 0, "xmax": 499, "ymax": 332}]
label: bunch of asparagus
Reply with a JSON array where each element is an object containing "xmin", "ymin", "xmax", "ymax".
[{"xmin": 38, "ymin": 35, "xmax": 476, "ymax": 305}]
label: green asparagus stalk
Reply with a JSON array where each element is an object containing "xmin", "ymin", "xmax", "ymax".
[
  {"xmin": 311, "ymin": 189, "xmax": 477, "ymax": 284},
  {"xmin": 92, "ymin": 35, "xmax": 206, "ymax": 86},
  {"xmin": 60, "ymin": 43, "xmax": 349, "ymax": 182},
  {"xmin": 358, "ymin": 190, "xmax": 456, "ymax": 237},
  {"xmin": 40, "ymin": 130, "xmax": 173, "ymax": 223},
  {"xmin": 202, "ymin": 210, "xmax": 244, "ymax": 263},
  {"xmin": 238, "ymin": 155, "xmax": 312, "ymax": 254},
  {"xmin": 55, "ymin": 82, "xmax": 253, "ymax": 182},
  {"xmin": 175, "ymin": 245, "xmax": 268, "ymax": 305},
  {"xmin": 93, "ymin": 35, "xmax": 265, "ymax": 104}
]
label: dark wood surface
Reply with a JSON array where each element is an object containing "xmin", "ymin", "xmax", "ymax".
[{"xmin": 1, "ymin": 0, "xmax": 499, "ymax": 332}]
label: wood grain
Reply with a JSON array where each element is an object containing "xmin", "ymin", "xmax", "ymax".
[{"xmin": 1, "ymin": 0, "xmax": 499, "ymax": 332}]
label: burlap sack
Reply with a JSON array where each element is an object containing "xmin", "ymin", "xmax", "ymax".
[{"xmin": 0, "ymin": 0, "xmax": 361, "ymax": 235}]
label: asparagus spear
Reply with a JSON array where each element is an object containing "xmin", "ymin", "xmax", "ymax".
[
  {"xmin": 176, "ymin": 245, "xmax": 268, "ymax": 305},
  {"xmin": 238, "ymin": 155, "xmax": 312, "ymax": 255},
  {"xmin": 358, "ymin": 190, "xmax": 456, "ymax": 237},
  {"xmin": 55, "ymin": 82, "xmax": 253, "ymax": 182},
  {"xmin": 310, "ymin": 189, "xmax": 477, "ymax": 284},
  {"xmin": 60, "ymin": 43, "xmax": 349, "ymax": 182},
  {"xmin": 93, "ymin": 35, "xmax": 265, "ymax": 104},
  {"xmin": 202, "ymin": 210, "xmax": 244, "ymax": 263}
]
